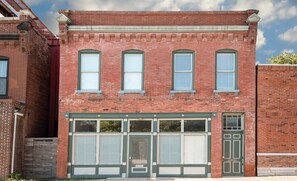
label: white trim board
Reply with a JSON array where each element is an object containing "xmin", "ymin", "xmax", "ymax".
[
  {"xmin": 68, "ymin": 25, "xmax": 249, "ymax": 32},
  {"xmin": 257, "ymin": 153, "xmax": 297, "ymax": 156}
]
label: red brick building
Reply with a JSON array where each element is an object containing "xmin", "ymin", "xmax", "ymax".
[
  {"xmin": 0, "ymin": 0, "xmax": 59, "ymax": 178},
  {"xmin": 57, "ymin": 10, "xmax": 260, "ymax": 178},
  {"xmin": 257, "ymin": 65, "xmax": 297, "ymax": 176}
]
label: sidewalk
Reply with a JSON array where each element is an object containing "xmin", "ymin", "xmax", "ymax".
[{"xmin": 85, "ymin": 176, "xmax": 297, "ymax": 181}]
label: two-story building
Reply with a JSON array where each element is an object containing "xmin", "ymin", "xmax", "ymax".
[
  {"xmin": 0, "ymin": 0, "xmax": 59, "ymax": 178},
  {"xmin": 56, "ymin": 10, "xmax": 260, "ymax": 179}
]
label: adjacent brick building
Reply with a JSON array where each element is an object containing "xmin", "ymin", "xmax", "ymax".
[
  {"xmin": 0, "ymin": 0, "xmax": 59, "ymax": 178},
  {"xmin": 257, "ymin": 65, "xmax": 297, "ymax": 176},
  {"xmin": 57, "ymin": 10, "xmax": 260, "ymax": 179}
]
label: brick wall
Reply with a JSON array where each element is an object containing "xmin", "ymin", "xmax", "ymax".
[
  {"xmin": 257, "ymin": 65, "xmax": 297, "ymax": 176},
  {"xmin": 0, "ymin": 100, "xmax": 14, "ymax": 179},
  {"xmin": 57, "ymin": 11, "xmax": 258, "ymax": 178}
]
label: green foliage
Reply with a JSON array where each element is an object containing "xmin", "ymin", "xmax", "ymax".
[{"xmin": 268, "ymin": 52, "xmax": 297, "ymax": 64}]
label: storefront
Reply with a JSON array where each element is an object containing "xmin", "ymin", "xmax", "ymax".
[{"xmin": 65, "ymin": 113, "xmax": 213, "ymax": 178}]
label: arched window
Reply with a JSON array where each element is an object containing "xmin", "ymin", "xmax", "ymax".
[
  {"xmin": 121, "ymin": 49, "xmax": 144, "ymax": 93},
  {"xmin": 215, "ymin": 49, "xmax": 238, "ymax": 91},
  {"xmin": 78, "ymin": 50, "xmax": 101, "ymax": 92}
]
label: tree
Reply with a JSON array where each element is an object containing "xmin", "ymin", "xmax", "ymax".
[{"xmin": 268, "ymin": 52, "xmax": 297, "ymax": 64}]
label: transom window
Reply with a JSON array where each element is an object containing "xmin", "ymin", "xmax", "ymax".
[
  {"xmin": 78, "ymin": 50, "xmax": 100, "ymax": 91},
  {"xmin": 173, "ymin": 50, "xmax": 194, "ymax": 91},
  {"xmin": 122, "ymin": 50, "xmax": 144, "ymax": 91},
  {"xmin": 129, "ymin": 120, "xmax": 152, "ymax": 132},
  {"xmin": 216, "ymin": 50, "xmax": 237, "ymax": 91},
  {"xmin": 0, "ymin": 58, "xmax": 8, "ymax": 96},
  {"xmin": 223, "ymin": 114, "xmax": 243, "ymax": 130},
  {"xmin": 158, "ymin": 119, "xmax": 206, "ymax": 132},
  {"xmin": 74, "ymin": 120, "xmax": 122, "ymax": 132}
]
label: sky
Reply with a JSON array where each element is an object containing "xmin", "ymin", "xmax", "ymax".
[{"xmin": 23, "ymin": 0, "xmax": 297, "ymax": 64}]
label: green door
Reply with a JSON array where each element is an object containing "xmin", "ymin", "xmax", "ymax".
[
  {"xmin": 128, "ymin": 135, "xmax": 151, "ymax": 177},
  {"xmin": 222, "ymin": 131, "xmax": 243, "ymax": 176}
]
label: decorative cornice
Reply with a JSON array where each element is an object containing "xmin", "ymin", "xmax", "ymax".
[
  {"xmin": 56, "ymin": 14, "xmax": 71, "ymax": 24},
  {"xmin": 68, "ymin": 25, "xmax": 249, "ymax": 33}
]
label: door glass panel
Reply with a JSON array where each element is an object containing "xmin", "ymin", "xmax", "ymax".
[
  {"xmin": 159, "ymin": 120, "xmax": 181, "ymax": 132},
  {"xmin": 131, "ymin": 138, "xmax": 148, "ymax": 165},
  {"xmin": 223, "ymin": 140, "xmax": 231, "ymax": 159},
  {"xmin": 130, "ymin": 120, "xmax": 151, "ymax": 132},
  {"xmin": 233, "ymin": 140, "xmax": 240, "ymax": 159}
]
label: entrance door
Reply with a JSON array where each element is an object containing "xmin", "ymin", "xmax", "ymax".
[
  {"xmin": 222, "ymin": 131, "xmax": 243, "ymax": 176},
  {"xmin": 128, "ymin": 135, "xmax": 151, "ymax": 177}
]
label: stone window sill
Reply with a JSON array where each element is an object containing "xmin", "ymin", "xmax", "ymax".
[
  {"xmin": 119, "ymin": 90, "xmax": 145, "ymax": 95},
  {"xmin": 170, "ymin": 90, "xmax": 196, "ymax": 95},
  {"xmin": 213, "ymin": 89, "xmax": 239, "ymax": 95},
  {"xmin": 75, "ymin": 90, "xmax": 102, "ymax": 94}
]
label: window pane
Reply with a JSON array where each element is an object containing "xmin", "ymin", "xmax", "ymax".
[
  {"xmin": 174, "ymin": 54, "xmax": 192, "ymax": 71},
  {"xmin": 124, "ymin": 54, "xmax": 142, "ymax": 72},
  {"xmin": 130, "ymin": 120, "xmax": 151, "ymax": 132},
  {"xmin": 217, "ymin": 72, "xmax": 234, "ymax": 90},
  {"xmin": 159, "ymin": 135, "xmax": 181, "ymax": 164},
  {"xmin": 81, "ymin": 73, "xmax": 99, "ymax": 90},
  {"xmin": 100, "ymin": 120, "xmax": 121, "ymax": 132},
  {"xmin": 81, "ymin": 54, "xmax": 100, "ymax": 72},
  {"xmin": 99, "ymin": 135, "xmax": 121, "ymax": 164},
  {"xmin": 217, "ymin": 53, "xmax": 235, "ymax": 71},
  {"xmin": 0, "ymin": 61, "xmax": 8, "ymax": 77},
  {"xmin": 124, "ymin": 73, "xmax": 142, "ymax": 90},
  {"xmin": 184, "ymin": 135, "xmax": 206, "ymax": 164},
  {"xmin": 75, "ymin": 120, "xmax": 97, "ymax": 132},
  {"xmin": 174, "ymin": 73, "xmax": 192, "ymax": 90},
  {"xmin": 184, "ymin": 120, "xmax": 206, "ymax": 132},
  {"xmin": 0, "ymin": 79, "xmax": 7, "ymax": 95},
  {"xmin": 159, "ymin": 120, "xmax": 181, "ymax": 132},
  {"xmin": 74, "ymin": 135, "xmax": 96, "ymax": 165}
]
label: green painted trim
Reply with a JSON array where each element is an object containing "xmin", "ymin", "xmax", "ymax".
[
  {"xmin": 0, "ymin": 58, "xmax": 9, "ymax": 96},
  {"xmin": 65, "ymin": 112, "xmax": 215, "ymax": 119},
  {"xmin": 78, "ymin": 49, "xmax": 101, "ymax": 91},
  {"xmin": 0, "ymin": 34, "xmax": 19, "ymax": 40},
  {"xmin": 172, "ymin": 50, "xmax": 195, "ymax": 91},
  {"xmin": 215, "ymin": 49, "xmax": 238, "ymax": 91},
  {"xmin": 153, "ymin": 135, "xmax": 157, "ymax": 162}
]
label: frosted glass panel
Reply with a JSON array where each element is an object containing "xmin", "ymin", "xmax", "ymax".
[
  {"xmin": 81, "ymin": 73, "xmax": 99, "ymax": 90},
  {"xmin": 174, "ymin": 73, "xmax": 192, "ymax": 90},
  {"xmin": 217, "ymin": 73, "xmax": 235, "ymax": 90},
  {"xmin": 174, "ymin": 54, "xmax": 192, "ymax": 71},
  {"xmin": 124, "ymin": 54, "xmax": 142, "ymax": 72},
  {"xmin": 217, "ymin": 53, "xmax": 235, "ymax": 71},
  {"xmin": 159, "ymin": 135, "xmax": 181, "ymax": 164},
  {"xmin": 124, "ymin": 73, "xmax": 142, "ymax": 90},
  {"xmin": 99, "ymin": 135, "xmax": 121, "ymax": 164},
  {"xmin": 81, "ymin": 54, "xmax": 100, "ymax": 72},
  {"xmin": 74, "ymin": 135, "xmax": 96, "ymax": 165},
  {"xmin": 184, "ymin": 135, "xmax": 206, "ymax": 164}
]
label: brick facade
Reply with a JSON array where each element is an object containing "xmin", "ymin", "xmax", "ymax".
[
  {"xmin": 257, "ymin": 65, "xmax": 297, "ymax": 176},
  {"xmin": 57, "ymin": 10, "xmax": 259, "ymax": 178}
]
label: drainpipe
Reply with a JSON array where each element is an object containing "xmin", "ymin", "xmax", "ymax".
[{"xmin": 11, "ymin": 111, "xmax": 24, "ymax": 174}]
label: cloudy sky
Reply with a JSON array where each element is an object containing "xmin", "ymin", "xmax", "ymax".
[{"xmin": 24, "ymin": 0, "xmax": 297, "ymax": 63}]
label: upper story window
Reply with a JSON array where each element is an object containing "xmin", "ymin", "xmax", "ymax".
[
  {"xmin": 172, "ymin": 50, "xmax": 195, "ymax": 92},
  {"xmin": 215, "ymin": 50, "xmax": 238, "ymax": 92},
  {"xmin": 0, "ymin": 57, "xmax": 8, "ymax": 97},
  {"xmin": 78, "ymin": 50, "xmax": 100, "ymax": 93},
  {"xmin": 122, "ymin": 50, "xmax": 144, "ymax": 93}
]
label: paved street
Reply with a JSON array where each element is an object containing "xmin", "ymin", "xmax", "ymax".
[{"xmin": 84, "ymin": 176, "xmax": 297, "ymax": 181}]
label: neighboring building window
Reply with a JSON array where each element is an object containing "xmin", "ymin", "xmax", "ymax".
[
  {"xmin": 78, "ymin": 50, "xmax": 100, "ymax": 92},
  {"xmin": 172, "ymin": 50, "xmax": 194, "ymax": 91},
  {"xmin": 158, "ymin": 119, "xmax": 207, "ymax": 164},
  {"xmin": 122, "ymin": 50, "xmax": 144, "ymax": 92},
  {"xmin": 216, "ymin": 50, "xmax": 237, "ymax": 91},
  {"xmin": 0, "ymin": 58, "xmax": 8, "ymax": 96}
]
